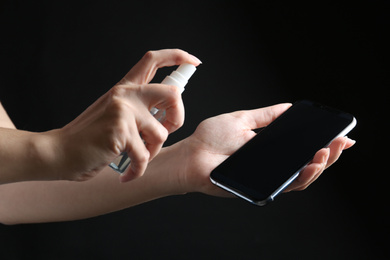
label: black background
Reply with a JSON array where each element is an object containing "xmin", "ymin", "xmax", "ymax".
[{"xmin": 0, "ymin": 1, "xmax": 388, "ymax": 259}]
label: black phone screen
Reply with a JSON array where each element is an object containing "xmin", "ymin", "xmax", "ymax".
[{"xmin": 210, "ymin": 100, "xmax": 355, "ymax": 204}]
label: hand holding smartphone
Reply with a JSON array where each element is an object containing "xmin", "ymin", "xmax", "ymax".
[{"xmin": 210, "ymin": 100, "xmax": 357, "ymax": 206}]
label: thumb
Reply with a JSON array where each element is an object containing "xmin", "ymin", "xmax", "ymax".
[{"xmin": 244, "ymin": 103, "xmax": 292, "ymax": 130}]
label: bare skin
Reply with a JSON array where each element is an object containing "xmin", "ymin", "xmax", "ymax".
[
  {"xmin": 0, "ymin": 49, "xmax": 201, "ymax": 184},
  {"xmin": 0, "ymin": 103, "xmax": 355, "ymax": 224}
]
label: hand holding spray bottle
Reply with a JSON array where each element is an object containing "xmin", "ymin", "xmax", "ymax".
[{"xmin": 109, "ymin": 63, "xmax": 197, "ymax": 173}]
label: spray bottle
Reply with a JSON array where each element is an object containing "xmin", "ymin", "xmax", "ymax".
[{"xmin": 109, "ymin": 63, "xmax": 197, "ymax": 173}]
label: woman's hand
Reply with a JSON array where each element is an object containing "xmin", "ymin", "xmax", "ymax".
[
  {"xmin": 172, "ymin": 103, "xmax": 355, "ymax": 197},
  {"xmin": 45, "ymin": 49, "xmax": 201, "ymax": 183}
]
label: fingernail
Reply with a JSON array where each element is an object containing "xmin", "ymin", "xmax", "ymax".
[
  {"xmin": 346, "ymin": 136, "xmax": 356, "ymax": 145},
  {"xmin": 322, "ymin": 148, "xmax": 330, "ymax": 162},
  {"xmin": 343, "ymin": 136, "xmax": 356, "ymax": 149},
  {"xmin": 189, "ymin": 54, "xmax": 202, "ymax": 64}
]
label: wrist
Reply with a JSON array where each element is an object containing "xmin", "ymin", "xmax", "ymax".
[
  {"xmin": 145, "ymin": 141, "xmax": 191, "ymax": 196},
  {"xmin": 169, "ymin": 135, "xmax": 231, "ymax": 197},
  {"xmin": 152, "ymin": 136, "xmax": 213, "ymax": 196},
  {"xmin": 29, "ymin": 130, "xmax": 63, "ymax": 181}
]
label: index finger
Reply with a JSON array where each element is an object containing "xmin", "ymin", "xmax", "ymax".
[{"xmin": 119, "ymin": 49, "xmax": 202, "ymax": 85}]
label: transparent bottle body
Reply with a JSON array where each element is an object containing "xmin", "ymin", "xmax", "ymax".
[{"xmin": 109, "ymin": 108, "xmax": 166, "ymax": 173}]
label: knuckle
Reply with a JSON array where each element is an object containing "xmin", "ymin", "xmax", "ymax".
[
  {"xmin": 107, "ymin": 99, "xmax": 128, "ymax": 120},
  {"xmin": 129, "ymin": 150, "xmax": 149, "ymax": 179},
  {"xmin": 112, "ymin": 122, "xmax": 128, "ymax": 147},
  {"xmin": 231, "ymin": 110, "xmax": 247, "ymax": 120},
  {"xmin": 110, "ymin": 84, "xmax": 127, "ymax": 98},
  {"xmin": 103, "ymin": 120, "xmax": 127, "ymax": 155},
  {"xmin": 143, "ymin": 50, "xmax": 155, "ymax": 61},
  {"xmin": 176, "ymin": 118, "xmax": 184, "ymax": 129},
  {"xmin": 103, "ymin": 98, "xmax": 134, "ymax": 153},
  {"xmin": 110, "ymin": 84, "xmax": 139, "ymax": 99},
  {"xmin": 171, "ymin": 49, "xmax": 188, "ymax": 62},
  {"xmin": 155, "ymin": 125, "xmax": 168, "ymax": 143},
  {"xmin": 163, "ymin": 85, "xmax": 181, "ymax": 103},
  {"xmin": 136, "ymin": 151, "xmax": 150, "ymax": 165},
  {"xmin": 144, "ymin": 121, "xmax": 168, "ymax": 144},
  {"xmin": 173, "ymin": 112, "xmax": 185, "ymax": 129},
  {"xmin": 107, "ymin": 88, "xmax": 139, "ymax": 118},
  {"xmin": 167, "ymin": 84, "xmax": 181, "ymax": 96}
]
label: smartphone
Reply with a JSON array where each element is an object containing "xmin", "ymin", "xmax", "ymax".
[{"xmin": 210, "ymin": 100, "xmax": 357, "ymax": 206}]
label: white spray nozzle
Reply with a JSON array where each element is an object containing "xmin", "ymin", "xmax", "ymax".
[
  {"xmin": 177, "ymin": 63, "xmax": 197, "ymax": 79},
  {"xmin": 161, "ymin": 63, "xmax": 196, "ymax": 93}
]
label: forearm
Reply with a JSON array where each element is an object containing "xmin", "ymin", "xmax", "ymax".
[
  {"xmin": 0, "ymin": 128, "xmax": 61, "ymax": 184},
  {"xmin": 0, "ymin": 102, "xmax": 56, "ymax": 183},
  {"xmin": 0, "ymin": 143, "xmax": 186, "ymax": 224},
  {"xmin": 0, "ymin": 102, "xmax": 15, "ymax": 129}
]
